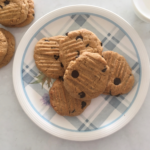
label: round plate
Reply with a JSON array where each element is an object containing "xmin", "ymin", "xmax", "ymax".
[{"xmin": 13, "ymin": 5, "xmax": 150, "ymax": 141}]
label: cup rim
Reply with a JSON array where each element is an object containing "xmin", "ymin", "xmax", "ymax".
[{"xmin": 132, "ymin": 0, "xmax": 150, "ymax": 23}]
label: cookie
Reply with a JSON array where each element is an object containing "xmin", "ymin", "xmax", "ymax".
[
  {"xmin": 0, "ymin": 30, "xmax": 8, "ymax": 63},
  {"xmin": 102, "ymin": 51, "xmax": 135, "ymax": 96},
  {"xmin": 0, "ymin": 0, "xmax": 29, "ymax": 26},
  {"xmin": 50, "ymin": 79, "xmax": 91, "ymax": 116},
  {"xmin": 59, "ymin": 29, "xmax": 103, "ymax": 69},
  {"xmin": 0, "ymin": 28, "xmax": 15, "ymax": 68},
  {"xmin": 5, "ymin": 0, "xmax": 34, "ymax": 27},
  {"xmin": 63, "ymin": 52, "xmax": 110, "ymax": 100},
  {"xmin": 34, "ymin": 36, "xmax": 65, "ymax": 79}
]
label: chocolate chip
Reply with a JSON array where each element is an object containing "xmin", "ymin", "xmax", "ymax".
[
  {"xmin": 114, "ymin": 78, "xmax": 121, "ymax": 85},
  {"xmin": 66, "ymin": 32, "xmax": 69, "ymax": 36},
  {"xmin": 76, "ymin": 51, "xmax": 80, "ymax": 58},
  {"xmin": 79, "ymin": 92, "xmax": 85, "ymax": 98},
  {"xmin": 102, "ymin": 67, "xmax": 107, "ymax": 72},
  {"xmin": 33, "ymin": 14, "xmax": 35, "ymax": 16},
  {"xmin": 71, "ymin": 70, "xmax": 79, "ymax": 78},
  {"xmin": 59, "ymin": 76, "xmax": 64, "ymax": 81},
  {"xmin": 86, "ymin": 44, "xmax": 89, "ymax": 47},
  {"xmin": 101, "ymin": 42, "xmax": 103, "ymax": 46},
  {"xmin": 54, "ymin": 55, "xmax": 59, "ymax": 60},
  {"xmin": 4, "ymin": 0, "xmax": 9, "ymax": 5},
  {"xmin": 109, "ymin": 91, "xmax": 112, "ymax": 95},
  {"xmin": 116, "ymin": 94, "xmax": 120, "ymax": 97},
  {"xmin": 61, "ymin": 62, "xmax": 64, "ymax": 68},
  {"xmin": 81, "ymin": 101, "xmax": 86, "ymax": 109},
  {"xmin": 0, "ymin": 5, "xmax": 3, "ymax": 8},
  {"xmin": 71, "ymin": 109, "xmax": 75, "ymax": 113},
  {"xmin": 76, "ymin": 55, "xmax": 79, "ymax": 58},
  {"xmin": 130, "ymin": 74, "xmax": 132, "ymax": 76},
  {"xmin": 45, "ymin": 40, "xmax": 49, "ymax": 42},
  {"xmin": 76, "ymin": 35, "xmax": 83, "ymax": 40}
]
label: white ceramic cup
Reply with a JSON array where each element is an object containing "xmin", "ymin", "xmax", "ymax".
[{"xmin": 132, "ymin": 0, "xmax": 150, "ymax": 23}]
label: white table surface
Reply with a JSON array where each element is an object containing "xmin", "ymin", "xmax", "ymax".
[{"xmin": 0, "ymin": 0, "xmax": 150, "ymax": 149}]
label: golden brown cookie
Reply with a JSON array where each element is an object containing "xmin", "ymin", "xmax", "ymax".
[
  {"xmin": 0, "ymin": 0, "xmax": 29, "ymax": 26},
  {"xmin": 50, "ymin": 79, "xmax": 91, "ymax": 116},
  {"xmin": 64, "ymin": 52, "xmax": 110, "ymax": 101},
  {"xmin": 34, "ymin": 36, "xmax": 65, "ymax": 79},
  {"xmin": 0, "ymin": 30, "xmax": 8, "ymax": 63},
  {"xmin": 0, "ymin": 28, "xmax": 15, "ymax": 68},
  {"xmin": 5, "ymin": 0, "xmax": 34, "ymax": 27},
  {"xmin": 59, "ymin": 29, "xmax": 103, "ymax": 69},
  {"xmin": 102, "ymin": 51, "xmax": 135, "ymax": 96}
]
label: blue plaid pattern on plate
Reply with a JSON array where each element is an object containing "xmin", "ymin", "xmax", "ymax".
[{"xmin": 22, "ymin": 14, "xmax": 140, "ymax": 132}]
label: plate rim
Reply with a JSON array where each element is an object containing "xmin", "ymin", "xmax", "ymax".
[{"xmin": 13, "ymin": 5, "xmax": 150, "ymax": 141}]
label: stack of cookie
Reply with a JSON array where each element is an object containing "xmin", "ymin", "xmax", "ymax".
[
  {"xmin": 34, "ymin": 29, "xmax": 135, "ymax": 116},
  {"xmin": 0, "ymin": 28, "xmax": 15, "ymax": 68},
  {"xmin": 0, "ymin": 0, "xmax": 34, "ymax": 27}
]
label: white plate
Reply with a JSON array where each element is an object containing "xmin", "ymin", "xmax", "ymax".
[{"xmin": 13, "ymin": 5, "xmax": 150, "ymax": 141}]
